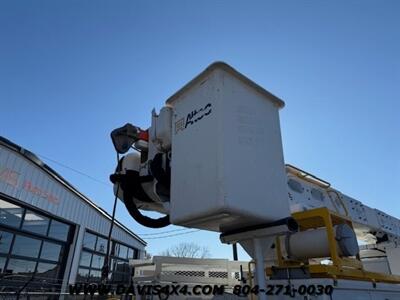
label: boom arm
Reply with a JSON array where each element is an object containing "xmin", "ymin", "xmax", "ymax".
[{"xmin": 286, "ymin": 164, "xmax": 400, "ymax": 246}]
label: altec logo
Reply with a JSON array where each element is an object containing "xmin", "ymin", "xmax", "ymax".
[{"xmin": 175, "ymin": 103, "xmax": 212, "ymax": 134}]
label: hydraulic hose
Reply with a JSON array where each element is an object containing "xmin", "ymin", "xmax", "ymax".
[
  {"xmin": 122, "ymin": 188, "xmax": 170, "ymax": 228},
  {"xmin": 110, "ymin": 171, "xmax": 171, "ymax": 228}
]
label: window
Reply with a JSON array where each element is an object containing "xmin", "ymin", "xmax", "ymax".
[
  {"xmin": 112, "ymin": 241, "xmax": 119, "ymax": 256},
  {"xmin": 40, "ymin": 242, "xmax": 62, "ymax": 262},
  {"xmin": 127, "ymin": 248, "xmax": 138, "ymax": 259},
  {"xmin": 114, "ymin": 260, "xmax": 129, "ymax": 273},
  {"xmin": 22, "ymin": 210, "xmax": 49, "ymax": 235},
  {"xmin": 127, "ymin": 247, "xmax": 139, "ymax": 259},
  {"xmin": 91, "ymin": 254, "xmax": 105, "ymax": 269},
  {"xmin": 78, "ymin": 230, "xmax": 138, "ymax": 285},
  {"xmin": 79, "ymin": 251, "xmax": 92, "ymax": 267},
  {"xmin": 0, "ymin": 197, "xmax": 73, "ymax": 293},
  {"xmin": 82, "ymin": 232, "xmax": 96, "ymax": 250},
  {"xmin": 0, "ymin": 199, "xmax": 23, "ymax": 228},
  {"xmin": 118, "ymin": 244, "xmax": 128, "ymax": 259},
  {"xmin": 133, "ymin": 248, "xmax": 139, "ymax": 259},
  {"xmin": 128, "ymin": 248, "xmax": 133, "ymax": 259},
  {"xmin": 0, "ymin": 230, "xmax": 13, "ymax": 253},
  {"xmin": 96, "ymin": 236, "xmax": 107, "ymax": 254},
  {"xmin": 36, "ymin": 262, "xmax": 59, "ymax": 278},
  {"xmin": 48, "ymin": 220, "xmax": 70, "ymax": 241},
  {"xmin": 89, "ymin": 270, "xmax": 101, "ymax": 282},
  {"xmin": 76, "ymin": 267, "xmax": 89, "ymax": 282},
  {"xmin": 12, "ymin": 235, "xmax": 41, "ymax": 258},
  {"xmin": 7, "ymin": 258, "xmax": 36, "ymax": 275}
]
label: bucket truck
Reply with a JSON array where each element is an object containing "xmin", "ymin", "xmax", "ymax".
[{"xmin": 110, "ymin": 62, "xmax": 400, "ymax": 299}]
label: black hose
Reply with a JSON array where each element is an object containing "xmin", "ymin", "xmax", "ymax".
[
  {"xmin": 122, "ymin": 188, "xmax": 170, "ymax": 228},
  {"xmin": 110, "ymin": 170, "xmax": 171, "ymax": 228}
]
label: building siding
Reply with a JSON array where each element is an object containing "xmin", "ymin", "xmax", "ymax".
[
  {"xmin": 0, "ymin": 144, "xmax": 144, "ymax": 249},
  {"xmin": 0, "ymin": 142, "xmax": 146, "ymax": 286}
]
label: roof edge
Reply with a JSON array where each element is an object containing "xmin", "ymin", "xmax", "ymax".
[{"xmin": 165, "ymin": 61, "xmax": 285, "ymax": 108}]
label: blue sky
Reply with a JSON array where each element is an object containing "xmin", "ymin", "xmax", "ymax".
[{"xmin": 0, "ymin": 0, "xmax": 399, "ymax": 260}]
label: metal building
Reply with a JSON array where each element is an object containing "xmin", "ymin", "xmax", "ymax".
[{"xmin": 0, "ymin": 136, "xmax": 146, "ymax": 293}]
